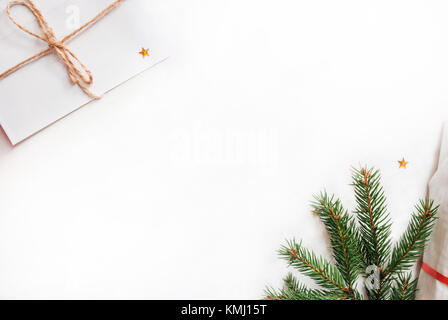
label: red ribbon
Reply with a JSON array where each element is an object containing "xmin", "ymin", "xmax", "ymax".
[{"xmin": 422, "ymin": 261, "xmax": 448, "ymax": 286}]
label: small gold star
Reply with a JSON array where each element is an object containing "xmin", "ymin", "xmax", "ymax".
[
  {"xmin": 398, "ymin": 158, "xmax": 408, "ymax": 168},
  {"xmin": 139, "ymin": 48, "xmax": 150, "ymax": 58}
]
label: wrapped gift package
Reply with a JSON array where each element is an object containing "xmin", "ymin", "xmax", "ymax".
[{"xmin": 0, "ymin": 0, "xmax": 167, "ymax": 145}]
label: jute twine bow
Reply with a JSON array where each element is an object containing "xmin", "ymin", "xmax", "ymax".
[{"xmin": 0, "ymin": 0, "xmax": 124, "ymax": 99}]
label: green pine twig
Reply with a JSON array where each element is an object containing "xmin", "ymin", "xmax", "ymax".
[
  {"xmin": 390, "ymin": 273, "xmax": 418, "ymax": 300},
  {"xmin": 312, "ymin": 193, "xmax": 364, "ymax": 288},
  {"xmin": 266, "ymin": 166, "xmax": 438, "ymax": 300},
  {"xmin": 384, "ymin": 199, "xmax": 438, "ymax": 279},
  {"xmin": 279, "ymin": 240, "xmax": 360, "ymax": 300}
]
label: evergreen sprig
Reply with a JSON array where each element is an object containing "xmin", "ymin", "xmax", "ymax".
[
  {"xmin": 385, "ymin": 199, "xmax": 438, "ymax": 278},
  {"xmin": 266, "ymin": 166, "xmax": 438, "ymax": 300},
  {"xmin": 352, "ymin": 168, "xmax": 392, "ymax": 270},
  {"xmin": 266, "ymin": 274, "xmax": 348, "ymax": 300},
  {"xmin": 390, "ymin": 273, "xmax": 418, "ymax": 300},
  {"xmin": 279, "ymin": 240, "xmax": 363, "ymax": 300},
  {"xmin": 312, "ymin": 193, "xmax": 363, "ymax": 288}
]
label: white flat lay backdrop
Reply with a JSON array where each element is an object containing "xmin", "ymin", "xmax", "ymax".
[{"xmin": 1, "ymin": 0, "xmax": 448, "ymax": 299}]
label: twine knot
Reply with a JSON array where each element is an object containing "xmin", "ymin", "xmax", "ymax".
[
  {"xmin": 47, "ymin": 39, "xmax": 64, "ymax": 50},
  {"xmin": 0, "ymin": 0, "xmax": 124, "ymax": 99}
]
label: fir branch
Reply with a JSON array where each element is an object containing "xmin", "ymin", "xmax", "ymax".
[
  {"xmin": 279, "ymin": 240, "xmax": 359, "ymax": 299},
  {"xmin": 267, "ymin": 166, "xmax": 438, "ymax": 300},
  {"xmin": 353, "ymin": 227, "xmax": 369, "ymax": 270},
  {"xmin": 384, "ymin": 199, "xmax": 438, "ymax": 279},
  {"xmin": 265, "ymin": 274, "xmax": 347, "ymax": 300},
  {"xmin": 390, "ymin": 273, "xmax": 418, "ymax": 300},
  {"xmin": 352, "ymin": 167, "xmax": 392, "ymax": 299},
  {"xmin": 312, "ymin": 193, "xmax": 363, "ymax": 288},
  {"xmin": 352, "ymin": 167, "xmax": 392, "ymax": 269}
]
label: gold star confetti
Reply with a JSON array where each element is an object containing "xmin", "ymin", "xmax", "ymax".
[
  {"xmin": 139, "ymin": 48, "xmax": 150, "ymax": 58},
  {"xmin": 398, "ymin": 158, "xmax": 408, "ymax": 169}
]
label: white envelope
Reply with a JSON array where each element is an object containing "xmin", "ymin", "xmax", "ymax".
[{"xmin": 0, "ymin": 0, "xmax": 168, "ymax": 145}]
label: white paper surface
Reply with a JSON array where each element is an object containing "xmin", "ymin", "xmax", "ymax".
[{"xmin": 0, "ymin": 0, "xmax": 167, "ymax": 145}]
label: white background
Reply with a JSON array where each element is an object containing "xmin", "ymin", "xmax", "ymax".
[{"xmin": 1, "ymin": 0, "xmax": 448, "ymax": 299}]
